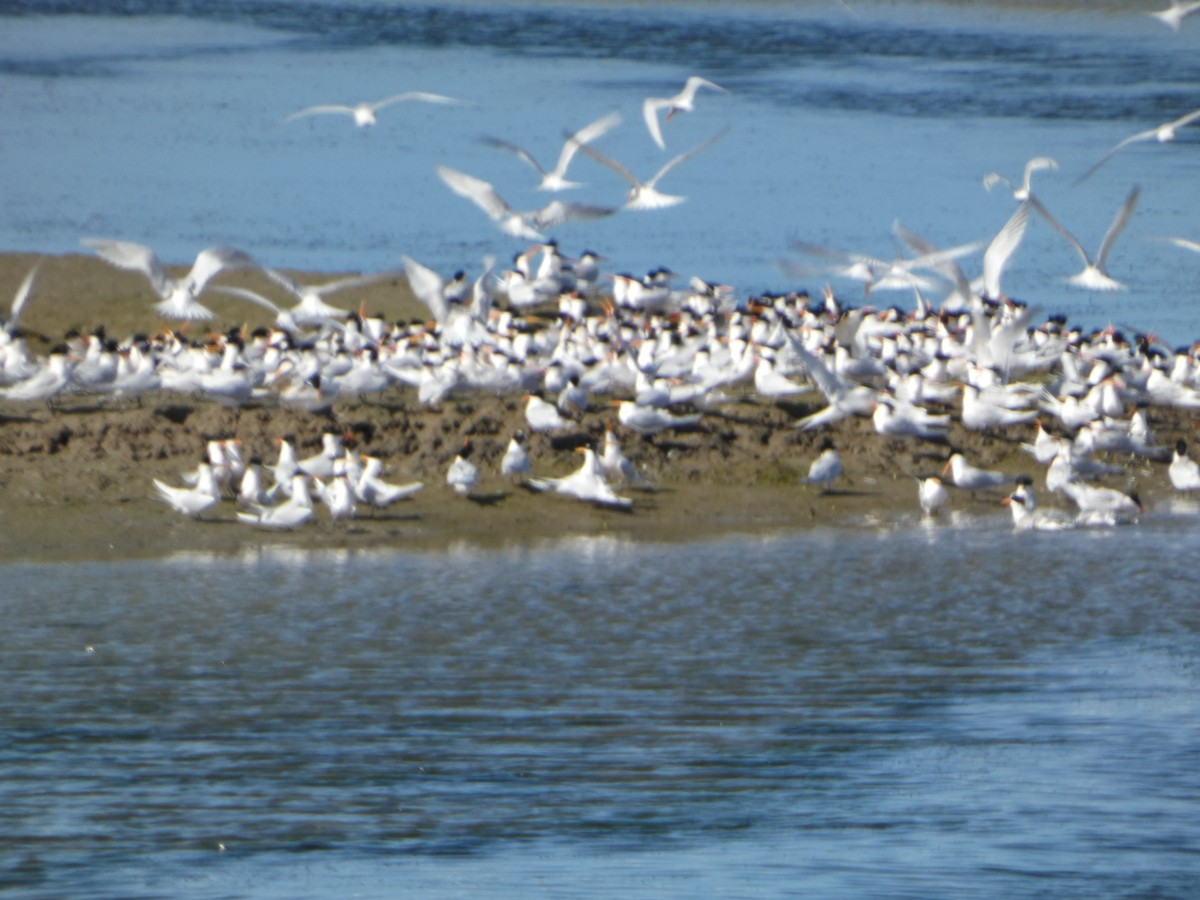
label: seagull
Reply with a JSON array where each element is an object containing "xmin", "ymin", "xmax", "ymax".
[
  {"xmin": 527, "ymin": 446, "xmax": 632, "ymax": 509},
  {"xmin": 283, "ymin": 91, "xmax": 461, "ymax": 128},
  {"xmin": 446, "ymin": 440, "xmax": 479, "ymax": 495},
  {"xmin": 81, "ymin": 238, "xmax": 257, "ymax": 321},
  {"xmin": 918, "ymin": 475, "xmax": 949, "ymax": 517},
  {"xmin": 1075, "ymin": 106, "xmax": 1200, "ymax": 184},
  {"xmin": 642, "ymin": 76, "xmax": 728, "ymax": 150},
  {"xmin": 153, "ymin": 460, "xmax": 221, "ymax": 518},
  {"xmin": 1149, "ymin": 0, "xmax": 1200, "ymax": 31},
  {"xmin": 437, "ymin": 165, "xmax": 616, "ymax": 241},
  {"xmin": 482, "ymin": 111, "xmax": 621, "ymax": 191},
  {"xmin": 574, "ymin": 129, "xmax": 728, "ymax": 210},
  {"xmin": 802, "ymin": 438, "xmax": 843, "ymax": 492},
  {"xmin": 1168, "ymin": 439, "xmax": 1200, "ymax": 491},
  {"xmin": 983, "ymin": 156, "xmax": 1058, "ymax": 202},
  {"xmin": 1028, "ymin": 186, "xmax": 1140, "ymax": 292},
  {"xmin": 356, "ymin": 455, "xmax": 424, "ymax": 509}
]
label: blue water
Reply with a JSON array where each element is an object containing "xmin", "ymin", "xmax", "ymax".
[
  {"xmin": 3, "ymin": 522, "xmax": 1200, "ymax": 897},
  {"xmin": 2, "ymin": 1, "xmax": 1200, "ymax": 342}
]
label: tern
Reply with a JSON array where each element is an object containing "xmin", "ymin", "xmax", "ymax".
[
  {"xmin": 802, "ymin": 438, "xmax": 843, "ymax": 492},
  {"xmin": 356, "ymin": 455, "xmax": 424, "ymax": 509},
  {"xmin": 1168, "ymin": 439, "xmax": 1200, "ymax": 491},
  {"xmin": 642, "ymin": 75, "xmax": 728, "ymax": 150},
  {"xmin": 1003, "ymin": 478, "xmax": 1076, "ymax": 531},
  {"xmin": 237, "ymin": 474, "xmax": 314, "ymax": 529},
  {"xmin": 153, "ymin": 461, "xmax": 221, "ymax": 518},
  {"xmin": 918, "ymin": 475, "xmax": 949, "ymax": 517},
  {"xmin": 482, "ymin": 111, "xmax": 621, "ymax": 191},
  {"xmin": 944, "ymin": 452, "xmax": 1009, "ymax": 493},
  {"xmin": 1148, "ymin": 0, "xmax": 1200, "ymax": 31},
  {"xmin": 527, "ymin": 446, "xmax": 632, "ymax": 509},
  {"xmin": 500, "ymin": 431, "xmax": 532, "ymax": 481},
  {"xmin": 283, "ymin": 91, "xmax": 461, "ymax": 128},
  {"xmin": 574, "ymin": 129, "xmax": 728, "ymax": 210},
  {"xmin": 1075, "ymin": 106, "xmax": 1200, "ymax": 184},
  {"xmin": 82, "ymin": 238, "xmax": 257, "ymax": 321},
  {"xmin": 983, "ymin": 156, "xmax": 1058, "ymax": 202},
  {"xmin": 437, "ymin": 165, "xmax": 616, "ymax": 241},
  {"xmin": 446, "ymin": 441, "xmax": 479, "ymax": 496},
  {"xmin": 2, "ymin": 258, "xmax": 42, "ymax": 339},
  {"xmin": 1028, "ymin": 186, "xmax": 1140, "ymax": 292}
]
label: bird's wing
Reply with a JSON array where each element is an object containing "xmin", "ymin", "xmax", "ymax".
[
  {"xmin": 681, "ymin": 75, "xmax": 728, "ymax": 101},
  {"xmin": 981, "ymin": 199, "xmax": 1032, "ymax": 299},
  {"xmin": 81, "ymin": 237, "xmax": 168, "ymax": 294},
  {"xmin": 1075, "ymin": 128, "xmax": 1156, "ymax": 185},
  {"xmin": 533, "ymin": 200, "xmax": 618, "ymax": 228},
  {"xmin": 553, "ymin": 111, "xmax": 621, "ymax": 177},
  {"xmin": 308, "ymin": 269, "xmax": 403, "ymax": 298},
  {"xmin": 187, "ymin": 246, "xmax": 257, "ymax": 295},
  {"xmin": 401, "ymin": 255, "xmax": 449, "ymax": 324},
  {"xmin": 981, "ymin": 172, "xmax": 1009, "ymax": 193},
  {"xmin": 1027, "ymin": 196, "xmax": 1091, "ymax": 265},
  {"xmin": 1169, "ymin": 105, "xmax": 1200, "ymax": 129},
  {"xmin": 642, "ymin": 97, "xmax": 670, "ymax": 150},
  {"xmin": 373, "ymin": 91, "xmax": 462, "ymax": 111},
  {"xmin": 572, "ymin": 138, "xmax": 641, "ymax": 188},
  {"xmin": 7, "ymin": 258, "xmax": 43, "ymax": 333},
  {"xmin": 470, "ymin": 255, "xmax": 496, "ymax": 321},
  {"xmin": 283, "ymin": 104, "xmax": 355, "ymax": 123},
  {"xmin": 1095, "ymin": 185, "xmax": 1141, "ymax": 269},
  {"xmin": 481, "ymin": 136, "xmax": 547, "ymax": 177},
  {"xmin": 436, "ymin": 165, "xmax": 512, "ymax": 221},
  {"xmin": 645, "ymin": 128, "xmax": 728, "ymax": 189},
  {"xmin": 1157, "ymin": 235, "xmax": 1200, "ymax": 254}
]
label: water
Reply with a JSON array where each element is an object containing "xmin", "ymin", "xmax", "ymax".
[
  {"xmin": 2, "ymin": 1, "xmax": 1200, "ymax": 342},
  {"xmin": 3, "ymin": 522, "xmax": 1200, "ymax": 897}
]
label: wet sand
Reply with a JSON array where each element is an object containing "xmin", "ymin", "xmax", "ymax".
[{"xmin": 0, "ymin": 252, "xmax": 1187, "ymax": 563}]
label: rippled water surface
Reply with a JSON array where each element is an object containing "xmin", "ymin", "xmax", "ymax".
[
  {"xmin": 2, "ymin": 1, "xmax": 1200, "ymax": 341},
  {"xmin": 3, "ymin": 523, "xmax": 1199, "ymax": 897}
]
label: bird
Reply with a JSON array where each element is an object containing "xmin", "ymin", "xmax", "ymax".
[
  {"xmin": 356, "ymin": 455, "xmax": 424, "ymax": 509},
  {"xmin": 81, "ymin": 238, "xmax": 257, "ymax": 320},
  {"xmin": 918, "ymin": 475, "xmax": 949, "ymax": 517},
  {"xmin": 802, "ymin": 438, "xmax": 842, "ymax": 492},
  {"xmin": 613, "ymin": 399, "xmax": 702, "ymax": 435},
  {"xmin": 499, "ymin": 431, "xmax": 532, "ymax": 481},
  {"xmin": 283, "ymin": 91, "xmax": 461, "ymax": 128},
  {"xmin": 263, "ymin": 267, "xmax": 399, "ymax": 325},
  {"xmin": 237, "ymin": 474, "xmax": 314, "ymax": 529},
  {"xmin": 1028, "ymin": 186, "xmax": 1140, "ymax": 292},
  {"xmin": 0, "ymin": 344, "xmax": 74, "ymax": 407},
  {"xmin": 2, "ymin": 258, "xmax": 42, "ymax": 339},
  {"xmin": 237, "ymin": 457, "xmax": 277, "ymax": 508},
  {"xmin": 525, "ymin": 393, "xmax": 571, "ymax": 432},
  {"xmin": 599, "ymin": 425, "xmax": 651, "ymax": 488},
  {"xmin": 436, "ymin": 165, "xmax": 616, "ymax": 242},
  {"xmin": 1168, "ymin": 439, "xmax": 1200, "ymax": 491},
  {"xmin": 297, "ymin": 432, "xmax": 344, "ymax": 479},
  {"xmin": 1148, "ymin": 0, "xmax": 1200, "ymax": 31},
  {"xmin": 1060, "ymin": 480, "xmax": 1143, "ymax": 524},
  {"xmin": 642, "ymin": 76, "xmax": 728, "ymax": 150},
  {"xmin": 482, "ymin": 111, "xmax": 621, "ymax": 191},
  {"xmin": 573, "ymin": 128, "xmax": 728, "ymax": 210},
  {"xmin": 446, "ymin": 441, "xmax": 479, "ymax": 495},
  {"xmin": 943, "ymin": 452, "xmax": 1009, "ymax": 493},
  {"xmin": 1075, "ymin": 106, "xmax": 1200, "ymax": 184},
  {"xmin": 983, "ymin": 156, "xmax": 1058, "ymax": 202},
  {"xmin": 526, "ymin": 446, "xmax": 632, "ymax": 509},
  {"xmin": 313, "ymin": 472, "xmax": 357, "ymax": 523},
  {"xmin": 1003, "ymin": 477, "xmax": 1077, "ymax": 531},
  {"xmin": 153, "ymin": 460, "xmax": 222, "ymax": 518}
]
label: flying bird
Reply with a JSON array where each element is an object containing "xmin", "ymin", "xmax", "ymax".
[
  {"xmin": 983, "ymin": 156, "xmax": 1058, "ymax": 202},
  {"xmin": 482, "ymin": 111, "xmax": 621, "ymax": 192},
  {"xmin": 283, "ymin": 91, "xmax": 461, "ymax": 128},
  {"xmin": 1075, "ymin": 105, "xmax": 1200, "ymax": 184},
  {"xmin": 1028, "ymin": 186, "xmax": 1140, "ymax": 291},
  {"xmin": 574, "ymin": 128, "xmax": 728, "ymax": 210},
  {"xmin": 1148, "ymin": 0, "xmax": 1200, "ymax": 32},
  {"xmin": 642, "ymin": 75, "xmax": 728, "ymax": 150}
]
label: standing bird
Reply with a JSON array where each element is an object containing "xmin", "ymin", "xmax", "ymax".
[
  {"xmin": 918, "ymin": 475, "xmax": 949, "ymax": 517},
  {"xmin": 527, "ymin": 446, "xmax": 632, "ymax": 509},
  {"xmin": 356, "ymin": 455, "xmax": 424, "ymax": 509},
  {"xmin": 802, "ymin": 438, "xmax": 843, "ymax": 492},
  {"xmin": 1168, "ymin": 439, "xmax": 1200, "ymax": 491},
  {"xmin": 283, "ymin": 91, "xmax": 461, "ymax": 128},
  {"xmin": 943, "ymin": 452, "xmax": 1009, "ymax": 494},
  {"xmin": 81, "ymin": 238, "xmax": 257, "ymax": 321},
  {"xmin": 153, "ymin": 460, "xmax": 222, "ymax": 519},
  {"xmin": 237, "ymin": 474, "xmax": 314, "ymax": 529},
  {"xmin": 500, "ymin": 431, "xmax": 532, "ymax": 481},
  {"xmin": 1075, "ymin": 106, "xmax": 1200, "ymax": 184},
  {"xmin": 642, "ymin": 75, "xmax": 728, "ymax": 150},
  {"xmin": 314, "ymin": 473, "xmax": 357, "ymax": 523},
  {"xmin": 1002, "ymin": 477, "xmax": 1077, "ymax": 531},
  {"xmin": 613, "ymin": 399, "xmax": 702, "ymax": 436},
  {"xmin": 482, "ymin": 111, "xmax": 621, "ymax": 192},
  {"xmin": 446, "ymin": 441, "xmax": 479, "ymax": 496},
  {"xmin": 599, "ymin": 425, "xmax": 651, "ymax": 488},
  {"xmin": 1028, "ymin": 187, "xmax": 1140, "ymax": 292},
  {"xmin": 525, "ymin": 392, "xmax": 571, "ymax": 432}
]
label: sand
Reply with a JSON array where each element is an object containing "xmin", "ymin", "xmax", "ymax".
[{"xmin": 0, "ymin": 252, "xmax": 1187, "ymax": 563}]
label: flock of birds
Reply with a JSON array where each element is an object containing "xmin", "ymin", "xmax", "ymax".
[{"xmin": 6, "ymin": 18, "xmax": 1200, "ymax": 533}]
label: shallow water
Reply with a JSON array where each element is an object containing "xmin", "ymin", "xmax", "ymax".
[
  {"xmin": 2, "ymin": 1, "xmax": 1200, "ymax": 343},
  {"xmin": 3, "ymin": 521, "xmax": 1199, "ymax": 897}
]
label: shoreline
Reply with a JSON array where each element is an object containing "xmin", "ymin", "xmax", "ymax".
[{"xmin": 0, "ymin": 252, "xmax": 1192, "ymax": 563}]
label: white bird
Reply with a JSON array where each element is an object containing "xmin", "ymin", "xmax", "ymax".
[
  {"xmin": 574, "ymin": 129, "xmax": 727, "ymax": 210},
  {"xmin": 1149, "ymin": 0, "xmax": 1200, "ymax": 31},
  {"xmin": 802, "ymin": 438, "xmax": 842, "ymax": 491},
  {"xmin": 153, "ymin": 461, "xmax": 221, "ymax": 518},
  {"xmin": 754, "ymin": 355, "xmax": 811, "ymax": 402},
  {"xmin": 642, "ymin": 76, "xmax": 728, "ymax": 150},
  {"xmin": 297, "ymin": 432, "xmax": 344, "ymax": 479},
  {"xmin": 1003, "ymin": 478, "xmax": 1076, "ymax": 531},
  {"xmin": 1168, "ymin": 439, "xmax": 1200, "ymax": 491},
  {"xmin": 482, "ymin": 111, "xmax": 621, "ymax": 191},
  {"xmin": 1028, "ymin": 187, "xmax": 1140, "ymax": 292},
  {"xmin": 787, "ymin": 336, "xmax": 877, "ymax": 430},
  {"xmin": 599, "ymin": 426, "xmax": 651, "ymax": 488},
  {"xmin": 613, "ymin": 399, "xmax": 702, "ymax": 435},
  {"xmin": 918, "ymin": 475, "xmax": 949, "ymax": 517},
  {"xmin": 1060, "ymin": 480, "xmax": 1143, "ymax": 523},
  {"xmin": 527, "ymin": 446, "xmax": 632, "ymax": 509},
  {"xmin": 499, "ymin": 431, "xmax": 532, "ymax": 481},
  {"xmin": 283, "ymin": 91, "xmax": 461, "ymax": 128},
  {"xmin": 237, "ymin": 474, "xmax": 314, "ymax": 529},
  {"xmin": 961, "ymin": 383, "xmax": 1039, "ymax": 431},
  {"xmin": 446, "ymin": 441, "xmax": 479, "ymax": 495},
  {"xmin": 314, "ymin": 473, "xmax": 357, "ymax": 522},
  {"xmin": 355, "ymin": 456, "xmax": 423, "ymax": 509},
  {"xmin": 81, "ymin": 238, "xmax": 257, "ymax": 321},
  {"xmin": 0, "ymin": 345, "xmax": 74, "ymax": 406},
  {"xmin": 1076, "ymin": 106, "xmax": 1200, "ymax": 184},
  {"xmin": 943, "ymin": 452, "xmax": 1008, "ymax": 493},
  {"xmin": 983, "ymin": 156, "xmax": 1058, "ymax": 202},
  {"xmin": 2, "ymin": 258, "xmax": 42, "ymax": 338},
  {"xmin": 872, "ymin": 396, "xmax": 949, "ymax": 441},
  {"xmin": 271, "ymin": 437, "xmax": 299, "ymax": 494},
  {"xmin": 525, "ymin": 393, "xmax": 571, "ymax": 432},
  {"xmin": 437, "ymin": 165, "xmax": 616, "ymax": 242},
  {"xmin": 264, "ymin": 267, "xmax": 399, "ymax": 325},
  {"xmin": 237, "ymin": 457, "xmax": 277, "ymax": 508}
]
